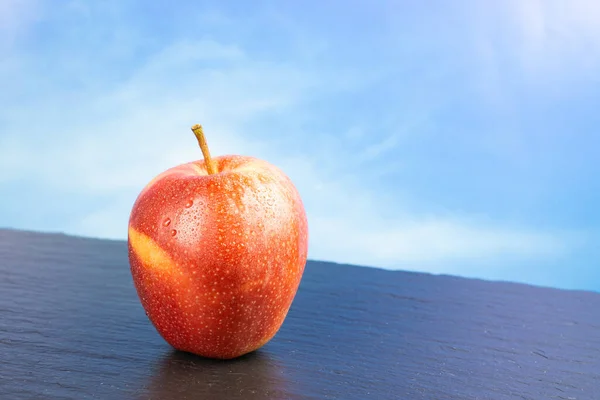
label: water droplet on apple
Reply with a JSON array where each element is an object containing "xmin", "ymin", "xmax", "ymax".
[
  {"xmin": 171, "ymin": 229, "xmax": 177, "ymax": 236},
  {"xmin": 185, "ymin": 199, "xmax": 193, "ymax": 208},
  {"xmin": 163, "ymin": 218, "xmax": 171, "ymax": 227}
]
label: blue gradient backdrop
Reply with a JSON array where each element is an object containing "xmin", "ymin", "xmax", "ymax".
[{"xmin": 1, "ymin": 1, "xmax": 599, "ymax": 291}]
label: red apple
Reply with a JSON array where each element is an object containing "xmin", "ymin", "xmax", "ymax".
[{"xmin": 127, "ymin": 124, "xmax": 309, "ymax": 359}]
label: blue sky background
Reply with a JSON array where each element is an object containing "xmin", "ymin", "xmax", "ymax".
[{"xmin": 1, "ymin": 0, "xmax": 599, "ymax": 292}]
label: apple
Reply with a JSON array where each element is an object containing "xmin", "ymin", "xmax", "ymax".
[{"xmin": 127, "ymin": 124, "xmax": 309, "ymax": 359}]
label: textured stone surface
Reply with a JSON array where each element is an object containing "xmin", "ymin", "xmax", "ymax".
[{"xmin": 1, "ymin": 228, "xmax": 599, "ymax": 399}]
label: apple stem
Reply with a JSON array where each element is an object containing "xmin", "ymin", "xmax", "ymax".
[{"xmin": 191, "ymin": 124, "xmax": 217, "ymax": 175}]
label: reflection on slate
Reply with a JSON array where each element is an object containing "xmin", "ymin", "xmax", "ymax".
[
  {"xmin": 1, "ymin": 228, "xmax": 599, "ymax": 399},
  {"xmin": 143, "ymin": 350, "xmax": 293, "ymax": 400}
]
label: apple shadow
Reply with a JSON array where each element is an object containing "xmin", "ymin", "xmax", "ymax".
[{"xmin": 139, "ymin": 349, "xmax": 294, "ymax": 400}]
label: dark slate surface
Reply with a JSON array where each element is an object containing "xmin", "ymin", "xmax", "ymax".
[{"xmin": 1, "ymin": 228, "xmax": 599, "ymax": 399}]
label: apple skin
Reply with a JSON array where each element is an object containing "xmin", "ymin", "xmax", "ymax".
[{"xmin": 127, "ymin": 155, "xmax": 308, "ymax": 359}]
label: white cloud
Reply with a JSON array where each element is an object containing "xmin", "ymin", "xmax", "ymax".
[
  {"xmin": 472, "ymin": 0, "xmax": 600, "ymax": 85},
  {"xmin": 282, "ymin": 159, "xmax": 573, "ymax": 272},
  {"xmin": 0, "ymin": 37, "xmax": 322, "ymax": 188},
  {"xmin": 515, "ymin": 0, "xmax": 600, "ymax": 78},
  {"xmin": 464, "ymin": 0, "xmax": 600, "ymax": 163},
  {"xmin": 309, "ymin": 215, "xmax": 570, "ymax": 272}
]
